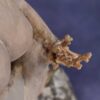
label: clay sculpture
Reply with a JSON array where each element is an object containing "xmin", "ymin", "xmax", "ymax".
[{"xmin": 0, "ymin": 0, "xmax": 92, "ymax": 100}]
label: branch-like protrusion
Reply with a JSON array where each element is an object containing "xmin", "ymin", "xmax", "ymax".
[
  {"xmin": 47, "ymin": 35, "xmax": 92, "ymax": 70},
  {"xmin": 20, "ymin": 1, "xmax": 92, "ymax": 70}
]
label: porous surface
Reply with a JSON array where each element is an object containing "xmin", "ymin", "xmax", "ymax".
[{"xmin": 39, "ymin": 69, "xmax": 77, "ymax": 100}]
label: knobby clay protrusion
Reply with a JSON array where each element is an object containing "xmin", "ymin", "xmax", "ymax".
[{"xmin": 0, "ymin": 0, "xmax": 92, "ymax": 100}]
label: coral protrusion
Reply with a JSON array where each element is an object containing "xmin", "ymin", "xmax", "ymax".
[{"xmin": 48, "ymin": 35, "xmax": 92, "ymax": 70}]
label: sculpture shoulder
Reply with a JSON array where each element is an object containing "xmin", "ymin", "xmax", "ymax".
[{"xmin": 13, "ymin": 0, "xmax": 26, "ymax": 10}]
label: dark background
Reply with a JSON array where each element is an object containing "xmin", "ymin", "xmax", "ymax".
[{"xmin": 28, "ymin": 0, "xmax": 100, "ymax": 100}]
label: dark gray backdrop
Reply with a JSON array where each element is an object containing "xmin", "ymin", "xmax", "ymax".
[{"xmin": 28, "ymin": 0, "xmax": 100, "ymax": 100}]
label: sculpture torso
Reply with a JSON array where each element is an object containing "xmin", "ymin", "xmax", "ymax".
[{"xmin": 0, "ymin": 0, "xmax": 33, "ymax": 61}]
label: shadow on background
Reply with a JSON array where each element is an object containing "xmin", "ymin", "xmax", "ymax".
[{"xmin": 28, "ymin": 0, "xmax": 100, "ymax": 100}]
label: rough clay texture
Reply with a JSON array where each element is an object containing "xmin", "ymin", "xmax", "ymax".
[{"xmin": 39, "ymin": 69, "xmax": 77, "ymax": 100}]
